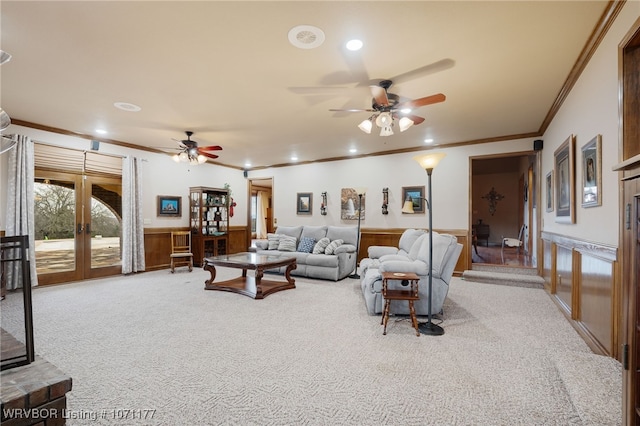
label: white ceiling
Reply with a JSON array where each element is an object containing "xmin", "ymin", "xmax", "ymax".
[{"xmin": 1, "ymin": 1, "xmax": 609, "ymax": 170}]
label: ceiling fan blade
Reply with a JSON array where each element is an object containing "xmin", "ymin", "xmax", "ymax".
[
  {"xmin": 329, "ymin": 108, "xmax": 375, "ymax": 113},
  {"xmin": 400, "ymin": 93, "xmax": 446, "ymax": 109},
  {"xmin": 200, "ymin": 152, "xmax": 219, "ymax": 159},
  {"xmin": 370, "ymin": 85, "xmax": 390, "ymax": 107},
  {"xmin": 199, "ymin": 145, "xmax": 223, "ymax": 152}
]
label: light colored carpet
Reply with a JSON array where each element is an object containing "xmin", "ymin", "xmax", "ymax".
[{"xmin": 1, "ymin": 268, "xmax": 621, "ymax": 425}]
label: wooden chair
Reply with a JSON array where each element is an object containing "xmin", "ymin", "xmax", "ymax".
[
  {"xmin": 170, "ymin": 231, "xmax": 193, "ymax": 273},
  {"xmin": 501, "ymin": 225, "xmax": 525, "ymax": 264}
]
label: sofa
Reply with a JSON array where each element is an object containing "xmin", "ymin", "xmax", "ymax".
[
  {"xmin": 360, "ymin": 229, "xmax": 462, "ymax": 316},
  {"xmin": 253, "ymin": 225, "xmax": 358, "ymax": 281}
]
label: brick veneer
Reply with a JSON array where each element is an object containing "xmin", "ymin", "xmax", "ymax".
[{"xmin": 1, "ymin": 357, "xmax": 72, "ymax": 426}]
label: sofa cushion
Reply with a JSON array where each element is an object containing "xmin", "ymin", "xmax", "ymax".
[
  {"xmin": 408, "ymin": 233, "xmax": 429, "ymax": 260},
  {"xmin": 305, "ymin": 253, "xmax": 339, "ymax": 267},
  {"xmin": 297, "ymin": 236, "xmax": 316, "ymax": 253},
  {"xmin": 312, "ymin": 237, "xmax": 330, "ymax": 254},
  {"xmin": 399, "ymin": 229, "xmax": 426, "ymax": 254},
  {"xmin": 275, "ymin": 226, "xmax": 303, "ymax": 242},
  {"xmin": 415, "ymin": 232, "xmax": 459, "ymax": 278},
  {"xmin": 324, "ymin": 239, "xmax": 343, "ymax": 255},
  {"xmin": 326, "ymin": 226, "xmax": 357, "ymax": 246},
  {"xmin": 300, "ymin": 225, "xmax": 328, "ymax": 242},
  {"xmin": 267, "ymin": 233, "xmax": 281, "ymax": 250},
  {"xmin": 278, "ymin": 235, "xmax": 297, "ymax": 252}
]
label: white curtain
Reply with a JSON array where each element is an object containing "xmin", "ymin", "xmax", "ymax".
[
  {"xmin": 121, "ymin": 156, "xmax": 145, "ymax": 274},
  {"xmin": 256, "ymin": 191, "xmax": 269, "ymax": 239},
  {"xmin": 5, "ymin": 134, "xmax": 38, "ymax": 288}
]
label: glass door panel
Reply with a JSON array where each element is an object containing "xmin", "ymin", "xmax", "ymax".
[
  {"xmin": 85, "ymin": 178, "xmax": 122, "ymax": 279},
  {"xmin": 34, "ymin": 172, "xmax": 122, "ymax": 284},
  {"xmin": 34, "ymin": 174, "xmax": 83, "ymax": 284}
]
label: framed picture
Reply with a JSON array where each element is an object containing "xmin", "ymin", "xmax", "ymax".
[
  {"xmin": 554, "ymin": 135, "xmax": 575, "ymax": 223},
  {"xmin": 581, "ymin": 134, "xmax": 602, "ymax": 208},
  {"xmin": 402, "ymin": 186, "xmax": 426, "ymax": 214},
  {"xmin": 157, "ymin": 195, "xmax": 181, "ymax": 217},
  {"xmin": 340, "ymin": 188, "xmax": 366, "ymax": 220},
  {"xmin": 545, "ymin": 171, "xmax": 554, "ymax": 212},
  {"xmin": 297, "ymin": 192, "xmax": 312, "ymax": 215}
]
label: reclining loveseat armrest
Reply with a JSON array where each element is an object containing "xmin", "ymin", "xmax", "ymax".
[
  {"xmin": 379, "ymin": 259, "xmax": 429, "ymax": 276},
  {"xmin": 254, "ymin": 240, "xmax": 269, "ymax": 250},
  {"xmin": 334, "ymin": 243, "xmax": 356, "ymax": 254},
  {"xmin": 368, "ymin": 246, "xmax": 399, "ymax": 259}
]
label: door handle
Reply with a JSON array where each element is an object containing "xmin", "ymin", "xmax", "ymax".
[
  {"xmin": 77, "ymin": 223, "xmax": 83, "ymax": 234},
  {"xmin": 85, "ymin": 223, "xmax": 91, "ymax": 235}
]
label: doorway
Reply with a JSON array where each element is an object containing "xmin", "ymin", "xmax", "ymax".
[
  {"xmin": 247, "ymin": 177, "xmax": 273, "ymax": 248},
  {"xmin": 34, "ymin": 171, "xmax": 122, "ymax": 285},
  {"xmin": 470, "ymin": 152, "xmax": 537, "ymax": 268}
]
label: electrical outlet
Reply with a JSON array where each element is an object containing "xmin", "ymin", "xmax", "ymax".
[{"xmin": 143, "ymin": 218, "xmax": 151, "ymax": 225}]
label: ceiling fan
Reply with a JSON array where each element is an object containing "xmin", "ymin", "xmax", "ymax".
[
  {"xmin": 330, "ymin": 80, "xmax": 445, "ymax": 136},
  {"xmin": 171, "ymin": 131, "xmax": 222, "ymax": 164}
]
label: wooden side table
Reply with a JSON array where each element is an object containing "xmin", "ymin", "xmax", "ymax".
[{"xmin": 381, "ymin": 271, "xmax": 420, "ymax": 336}]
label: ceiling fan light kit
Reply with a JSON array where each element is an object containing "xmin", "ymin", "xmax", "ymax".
[
  {"xmin": 171, "ymin": 131, "xmax": 222, "ymax": 165},
  {"xmin": 331, "ymin": 79, "xmax": 445, "ymax": 137},
  {"xmin": 358, "ymin": 117, "xmax": 373, "ymax": 134}
]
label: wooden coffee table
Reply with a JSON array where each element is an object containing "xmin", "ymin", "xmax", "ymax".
[{"xmin": 203, "ymin": 252, "xmax": 296, "ymax": 299}]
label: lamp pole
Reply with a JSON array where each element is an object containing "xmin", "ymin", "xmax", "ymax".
[
  {"xmin": 410, "ymin": 153, "xmax": 446, "ymax": 336},
  {"xmin": 418, "ymin": 167, "xmax": 444, "ymax": 336},
  {"xmin": 349, "ymin": 189, "xmax": 365, "ymax": 279}
]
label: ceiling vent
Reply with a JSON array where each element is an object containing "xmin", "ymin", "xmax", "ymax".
[{"xmin": 288, "ymin": 25, "xmax": 325, "ymax": 49}]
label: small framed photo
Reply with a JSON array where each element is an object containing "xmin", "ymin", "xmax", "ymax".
[
  {"xmin": 402, "ymin": 186, "xmax": 426, "ymax": 214},
  {"xmin": 581, "ymin": 134, "xmax": 602, "ymax": 208},
  {"xmin": 157, "ymin": 195, "xmax": 181, "ymax": 217},
  {"xmin": 554, "ymin": 135, "xmax": 575, "ymax": 223},
  {"xmin": 297, "ymin": 192, "xmax": 312, "ymax": 215},
  {"xmin": 545, "ymin": 171, "xmax": 554, "ymax": 212}
]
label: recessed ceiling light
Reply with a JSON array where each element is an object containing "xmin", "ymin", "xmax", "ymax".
[
  {"xmin": 349, "ymin": 148, "xmax": 357, "ymax": 153},
  {"xmin": 291, "ymin": 156, "xmax": 298, "ymax": 161},
  {"xmin": 288, "ymin": 25, "xmax": 325, "ymax": 49},
  {"xmin": 95, "ymin": 129, "xmax": 107, "ymax": 135},
  {"xmin": 424, "ymin": 138, "xmax": 434, "ymax": 144},
  {"xmin": 346, "ymin": 39, "xmax": 363, "ymax": 51},
  {"xmin": 244, "ymin": 162, "xmax": 252, "ymax": 168},
  {"xmin": 114, "ymin": 102, "xmax": 141, "ymax": 112}
]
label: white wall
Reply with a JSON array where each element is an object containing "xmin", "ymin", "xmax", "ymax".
[
  {"xmin": 0, "ymin": 125, "xmax": 533, "ymax": 235},
  {"xmin": 248, "ymin": 138, "xmax": 534, "ymax": 231},
  {"xmin": 540, "ymin": 1, "xmax": 640, "ymax": 246}
]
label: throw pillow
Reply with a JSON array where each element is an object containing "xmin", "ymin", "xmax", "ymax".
[
  {"xmin": 312, "ymin": 237, "xmax": 331, "ymax": 254},
  {"xmin": 267, "ymin": 233, "xmax": 281, "ymax": 250},
  {"xmin": 324, "ymin": 239, "xmax": 344, "ymax": 255},
  {"xmin": 297, "ymin": 236, "xmax": 316, "ymax": 253},
  {"xmin": 278, "ymin": 235, "xmax": 297, "ymax": 252}
]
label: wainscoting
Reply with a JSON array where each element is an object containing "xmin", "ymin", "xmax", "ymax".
[
  {"xmin": 541, "ymin": 232, "xmax": 619, "ymax": 360},
  {"xmin": 144, "ymin": 226, "xmax": 249, "ymax": 271}
]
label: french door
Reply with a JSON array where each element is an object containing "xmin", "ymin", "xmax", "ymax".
[{"xmin": 34, "ymin": 170, "xmax": 122, "ymax": 285}]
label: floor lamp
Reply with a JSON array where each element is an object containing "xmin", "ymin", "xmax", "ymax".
[
  {"xmin": 402, "ymin": 153, "xmax": 446, "ymax": 336},
  {"xmin": 349, "ymin": 187, "xmax": 366, "ymax": 279}
]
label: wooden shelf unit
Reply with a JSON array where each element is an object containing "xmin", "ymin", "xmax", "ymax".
[{"xmin": 189, "ymin": 186, "xmax": 229, "ymax": 266}]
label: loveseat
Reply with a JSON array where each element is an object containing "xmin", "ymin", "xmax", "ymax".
[
  {"xmin": 360, "ymin": 229, "xmax": 462, "ymax": 316},
  {"xmin": 253, "ymin": 225, "xmax": 358, "ymax": 281}
]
